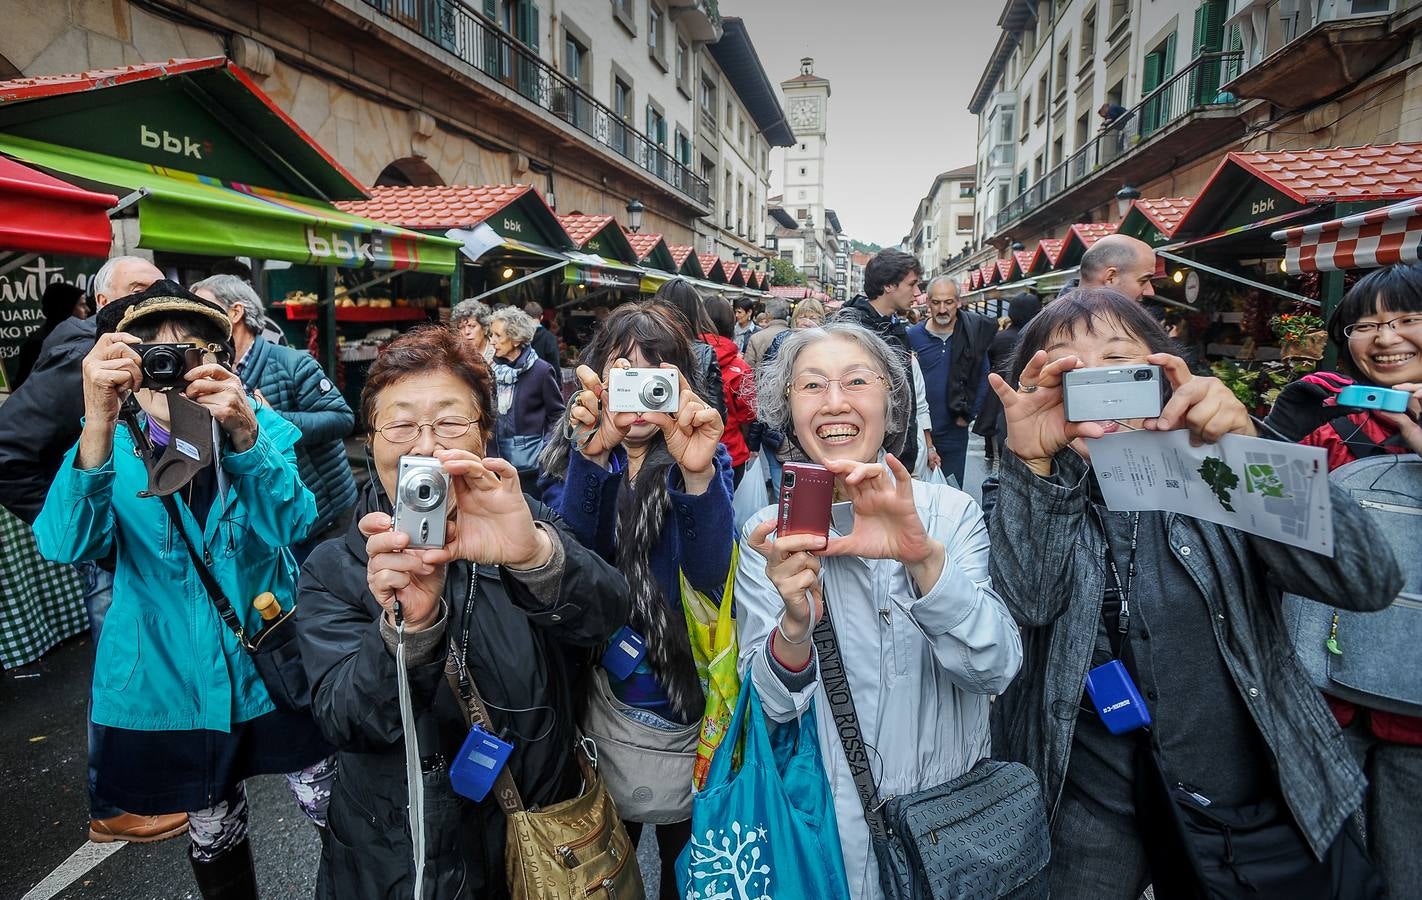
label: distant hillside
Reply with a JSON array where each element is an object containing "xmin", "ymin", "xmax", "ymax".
[{"xmin": 848, "ymin": 239, "xmax": 883, "ymax": 255}]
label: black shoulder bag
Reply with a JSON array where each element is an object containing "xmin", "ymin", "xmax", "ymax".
[
  {"xmin": 121, "ymin": 401, "xmax": 312, "ymax": 712},
  {"xmin": 811, "ymin": 592, "xmax": 1050, "ymax": 899},
  {"xmin": 1096, "ymin": 511, "xmax": 1380, "ymax": 900}
]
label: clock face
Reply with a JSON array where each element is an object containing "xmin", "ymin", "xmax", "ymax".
[{"xmin": 789, "ymin": 98, "xmax": 819, "ymax": 130}]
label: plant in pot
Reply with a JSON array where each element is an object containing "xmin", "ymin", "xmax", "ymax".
[{"xmin": 1270, "ymin": 309, "xmax": 1327, "ymax": 363}]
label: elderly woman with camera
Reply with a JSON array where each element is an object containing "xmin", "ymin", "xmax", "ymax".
[
  {"xmin": 986, "ymin": 288, "xmax": 1401, "ymax": 898},
  {"xmin": 34, "ymin": 281, "xmax": 333, "ymax": 899},
  {"xmin": 538, "ymin": 303, "xmax": 735, "ymax": 899},
  {"xmin": 295, "ymin": 325, "xmax": 631, "ymax": 899},
  {"xmin": 737, "ymin": 321, "xmax": 1022, "ymax": 899},
  {"xmin": 487, "ymin": 305, "xmax": 565, "ymax": 488}
]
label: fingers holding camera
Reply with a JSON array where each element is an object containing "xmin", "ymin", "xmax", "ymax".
[
  {"xmin": 1144, "ymin": 353, "xmax": 1255, "ymax": 442},
  {"xmin": 433, "ymin": 451, "xmax": 552, "ymax": 570},
  {"xmin": 570, "ymin": 362, "xmax": 630, "ymax": 464},
  {"xmin": 77, "ymin": 334, "xmax": 143, "ymax": 468},
  {"xmin": 359, "ymin": 511, "xmax": 447, "ymax": 631},
  {"xmin": 992, "ymin": 352, "xmax": 1087, "ymax": 475},
  {"xmin": 185, "ymin": 363, "xmax": 258, "ymax": 451}
]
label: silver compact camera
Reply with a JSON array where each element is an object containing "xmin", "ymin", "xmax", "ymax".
[
  {"xmin": 393, "ymin": 455, "xmax": 451, "ymax": 549},
  {"xmin": 607, "ymin": 367, "xmax": 681, "ymax": 415},
  {"xmin": 1062, "ymin": 364, "xmax": 1166, "ymax": 423}
]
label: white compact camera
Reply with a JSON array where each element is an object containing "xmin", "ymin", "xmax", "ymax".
[
  {"xmin": 393, "ymin": 455, "xmax": 451, "ymax": 549},
  {"xmin": 607, "ymin": 368, "xmax": 680, "ymax": 415},
  {"xmin": 1062, "ymin": 364, "xmax": 1166, "ymax": 423}
]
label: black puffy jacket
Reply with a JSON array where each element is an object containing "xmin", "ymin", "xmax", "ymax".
[
  {"xmin": 832, "ymin": 296, "xmax": 919, "ymax": 470},
  {"xmin": 296, "ymin": 484, "xmax": 630, "ymax": 899}
]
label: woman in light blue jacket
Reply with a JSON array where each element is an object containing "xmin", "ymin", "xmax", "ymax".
[
  {"xmin": 34, "ymin": 281, "xmax": 331, "ymax": 900},
  {"xmin": 736, "ymin": 323, "xmax": 1022, "ymax": 899}
]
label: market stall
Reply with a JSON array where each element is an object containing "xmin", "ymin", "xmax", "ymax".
[{"xmin": 0, "ymin": 157, "xmax": 118, "ymax": 668}]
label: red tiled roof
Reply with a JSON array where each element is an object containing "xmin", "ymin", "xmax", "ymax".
[
  {"xmin": 697, "ymin": 253, "xmax": 726, "ymax": 280},
  {"xmin": 723, "ymin": 261, "xmax": 744, "ymax": 284},
  {"xmin": 1129, "ymin": 197, "xmax": 1194, "ymax": 238},
  {"xmin": 769, "ymin": 285, "xmax": 811, "ymax": 298},
  {"xmin": 623, "ymin": 231, "xmax": 664, "ymax": 260},
  {"xmin": 0, "ymin": 57, "xmax": 225, "ymax": 101},
  {"xmin": 969, "ymin": 269, "xmax": 982, "ymax": 289},
  {"xmin": 556, "ymin": 213, "xmax": 616, "ymax": 248},
  {"xmin": 1012, "ymin": 250, "xmax": 1034, "ymax": 275},
  {"xmin": 995, "ymin": 258, "xmax": 1015, "ymax": 280},
  {"xmin": 979, "ymin": 261, "xmax": 997, "ymax": 285},
  {"xmin": 334, "ymin": 184, "xmax": 538, "ymax": 229},
  {"xmin": 1030, "ymin": 239, "xmax": 1064, "ymax": 269},
  {"xmin": 668, "ymin": 244, "xmax": 695, "ymax": 267},
  {"xmin": 1229, "ymin": 143, "xmax": 1422, "ymax": 202},
  {"xmin": 1067, "ymin": 222, "xmax": 1117, "ymax": 247}
]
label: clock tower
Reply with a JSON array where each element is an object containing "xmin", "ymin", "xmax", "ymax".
[{"xmin": 781, "ymin": 57, "xmax": 830, "ymax": 234}]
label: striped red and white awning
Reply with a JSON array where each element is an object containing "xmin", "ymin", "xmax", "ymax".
[{"xmin": 1274, "ymin": 198, "xmax": 1422, "ymax": 273}]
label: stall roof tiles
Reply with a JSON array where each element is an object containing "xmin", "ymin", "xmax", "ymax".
[
  {"xmin": 1012, "ymin": 250, "xmax": 1035, "ymax": 274},
  {"xmin": 1130, "ymin": 198, "xmax": 1195, "ymax": 237},
  {"xmin": 1034, "ymin": 239, "xmax": 1064, "ymax": 268},
  {"xmin": 668, "ymin": 244, "xmax": 696, "ymax": 267},
  {"xmin": 1231, "ymin": 143, "xmax": 1422, "ymax": 201},
  {"xmin": 1068, "ymin": 222, "xmax": 1117, "ymax": 247},
  {"xmin": 335, "ymin": 184, "xmax": 537, "ymax": 229},
  {"xmin": 0, "ymin": 58, "xmax": 224, "ymax": 100},
  {"xmin": 624, "ymin": 231, "xmax": 664, "ymax": 259},
  {"xmin": 769, "ymin": 285, "xmax": 811, "ymax": 298},
  {"xmin": 556, "ymin": 213, "xmax": 616, "ymax": 247}
]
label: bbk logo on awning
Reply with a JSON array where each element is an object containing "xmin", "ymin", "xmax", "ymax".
[
  {"xmin": 140, "ymin": 125, "xmax": 209, "ymax": 160},
  {"xmin": 306, "ymin": 227, "xmax": 392, "ymax": 265}
]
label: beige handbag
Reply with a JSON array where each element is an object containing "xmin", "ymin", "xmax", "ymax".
[
  {"xmin": 580, "ymin": 667, "xmax": 699, "ymax": 824},
  {"xmin": 444, "ymin": 662, "xmax": 643, "ymax": 899}
]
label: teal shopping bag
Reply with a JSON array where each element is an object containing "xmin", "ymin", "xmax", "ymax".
[{"xmin": 677, "ymin": 678, "xmax": 851, "ymax": 900}]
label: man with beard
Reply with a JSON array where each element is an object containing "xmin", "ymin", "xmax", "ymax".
[{"xmin": 908, "ymin": 275, "xmax": 996, "ymax": 485}]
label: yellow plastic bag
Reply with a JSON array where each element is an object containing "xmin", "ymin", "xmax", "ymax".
[{"xmin": 680, "ymin": 545, "xmax": 740, "ymax": 790}]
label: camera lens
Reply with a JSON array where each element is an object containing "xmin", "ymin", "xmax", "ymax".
[
  {"xmin": 1133, "ymin": 368, "xmax": 1152, "ymax": 381},
  {"xmin": 783, "ymin": 471, "xmax": 796, "ymax": 487},
  {"xmin": 399, "ymin": 470, "xmax": 446, "ymax": 511},
  {"xmin": 640, "ymin": 379, "xmax": 670, "ymax": 407},
  {"xmin": 144, "ymin": 347, "xmax": 181, "ymax": 379}
]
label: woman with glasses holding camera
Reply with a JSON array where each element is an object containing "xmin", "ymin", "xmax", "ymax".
[
  {"xmin": 537, "ymin": 303, "xmax": 735, "ymax": 900},
  {"xmin": 33, "ymin": 281, "xmax": 333, "ymax": 899},
  {"xmin": 1265, "ymin": 264, "xmax": 1422, "ymax": 896},
  {"xmin": 736, "ymin": 322, "xmax": 1022, "ymax": 900},
  {"xmin": 987, "ymin": 288, "xmax": 1400, "ymax": 899},
  {"xmin": 295, "ymin": 325, "xmax": 630, "ymax": 899}
]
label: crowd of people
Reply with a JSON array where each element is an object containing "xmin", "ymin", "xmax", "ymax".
[{"xmin": 0, "ymin": 245, "xmax": 1417, "ymax": 900}]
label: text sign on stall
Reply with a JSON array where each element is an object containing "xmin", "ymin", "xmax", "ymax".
[{"xmin": 0, "ymin": 254, "xmax": 103, "ymax": 386}]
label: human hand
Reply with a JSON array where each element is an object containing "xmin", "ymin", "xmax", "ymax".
[
  {"xmin": 821, "ymin": 455, "xmax": 939, "ymax": 568},
  {"xmin": 645, "ymin": 364, "xmax": 723, "ymax": 493},
  {"xmin": 438, "ymin": 451, "xmax": 552, "ymax": 570},
  {"xmin": 361, "ymin": 511, "xmax": 450, "ymax": 631},
  {"xmin": 567, "ymin": 361, "xmax": 633, "ymax": 464},
  {"xmin": 748, "ymin": 521, "xmax": 825, "ymax": 643},
  {"xmin": 1378, "ymin": 382, "xmax": 1422, "ymax": 455},
  {"xmin": 987, "ymin": 351, "xmax": 1108, "ymax": 475},
  {"xmin": 185, "ymin": 364, "xmax": 259, "ymax": 451},
  {"xmin": 81, "ymin": 333, "xmax": 143, "ymax": 427},
  {"xmin": 1143, "ymin": 353, "xmax": 1257, "ymax": 445},
  {"xmin": 926, "ymin": 447, "xmax": 942, "ymax": 471}
]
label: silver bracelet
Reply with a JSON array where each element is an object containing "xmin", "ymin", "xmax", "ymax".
[{"xmin": 775, "ymin": 609, "xmax": 812, "ymax": 645}]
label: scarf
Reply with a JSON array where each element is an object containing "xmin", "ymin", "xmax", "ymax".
[
  {"xmin": 493, "ymin": 346, "xmax": 538, "ymax": 416},
  {"xmin": 543, "ymin": 434, "xmax": 705, "ymax": 722}
]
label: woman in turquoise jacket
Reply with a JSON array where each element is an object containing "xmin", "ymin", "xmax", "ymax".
[{"xmin": 34, "ymin": 281, "xmax": 332, "ymax": 900}]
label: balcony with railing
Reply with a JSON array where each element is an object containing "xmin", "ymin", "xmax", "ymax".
[
  {"xmin": 360, "ymin": 0, "xmax": 710, "ymax": 207},
  {"xmin": 994, "ymin": 51, "xmax": 1243, "ymax": 237}
]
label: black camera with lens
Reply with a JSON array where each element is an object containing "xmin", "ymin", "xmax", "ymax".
[{"xmin": 135, "ymin": 343, "xmax": 206, "ymax": 390}]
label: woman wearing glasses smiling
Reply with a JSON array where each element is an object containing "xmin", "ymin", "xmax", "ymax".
[
  {"xmin": 294, "ymin": 326, "xmax": 630, "ymax": 899},
  {"xmin": 737, "ymin": 322, "xmax": 1022, "ymax": 899}
]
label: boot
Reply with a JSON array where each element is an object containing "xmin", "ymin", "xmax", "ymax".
[{"xmin": 190, "ymin": 837, "xmax": 259, "ymax": 900}]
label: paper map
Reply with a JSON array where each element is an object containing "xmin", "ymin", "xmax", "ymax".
[{"xmin": 1086, "ymin": 430, "xmax": 1334, "ymax": 555}]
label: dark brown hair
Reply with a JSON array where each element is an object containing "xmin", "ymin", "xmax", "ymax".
[
  {"xmin": 360, "ymin": 325, "xmax": 496, "ymax": 448},
  {"xmin": 1010, "ymin": 287, "xmax": 1177, "ymax": 383},
  {"xmin": 579, "ymin": 302, "xmax": 698, "ymax": 384}
]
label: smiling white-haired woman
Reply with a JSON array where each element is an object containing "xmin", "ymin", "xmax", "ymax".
[{"xmin": 735, "ymin": 321, "xmax": 1023, "ymax": 900}]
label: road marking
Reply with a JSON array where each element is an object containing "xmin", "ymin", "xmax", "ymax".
[{"xmin": 21, "ymin": 841, "xmax": 126, "ymax": 900}]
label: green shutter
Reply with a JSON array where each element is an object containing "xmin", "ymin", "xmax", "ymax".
[
  {"xmin": 528, "ymin": 2, "xmax": 540, "ymax": 53},
  {"xmin": 484, "ymin": 0, "xmax": 496, "ymax": 18}
]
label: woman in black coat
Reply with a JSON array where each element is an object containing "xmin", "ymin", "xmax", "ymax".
[
  {"xmin": 973, "ymin": 292, "xmax": 1042, "ymax": 462},
  {"xmin": 296, "ymin": 326, "xmax": 629, "ymax": 899}
]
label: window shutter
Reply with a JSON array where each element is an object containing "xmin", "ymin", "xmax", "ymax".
[
  {"xmin": 528, "ymin": 3, "xmax": 540, "ymax": 53},
  {"xmin": 484, "ymin": 0, "xmax": 496, "ymax": 18}
]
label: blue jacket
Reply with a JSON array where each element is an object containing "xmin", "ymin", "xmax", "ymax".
[
  {"xmin": 241, "ymin": 337, "xmax": 356, "ymax": 535},
  {"xmin": 34, "ymin": 405, "xmax": 318, "ymax": 732}
]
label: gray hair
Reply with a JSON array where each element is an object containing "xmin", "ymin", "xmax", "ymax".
[
  {"xmin": 190, "ymin": 274, "xmax": 264, "ymax": 333},
  {"xmin": 92, "ymin": 255, "xmax": 152, "ymax": 302},
  {"xmin": 755, "ymin": 322, "xmax": 910, "ymax": 443},
  {"xmin": 523, "ymin": 301, "xmax": 544, "ymax": 318},
  {"xmin": 764, "ymin": 298, "xmax": 791, "ymax": 321},
  {"xmin": 926, "ymin": 274, "xmax": 960, "ymax": 297},
  {"xmin": 490, "ymin": 305, "xmax": 538, "ymax": 347},
  {"xmin": 450, "ymin": 298, "xmax": 493, "ymax": 329}
]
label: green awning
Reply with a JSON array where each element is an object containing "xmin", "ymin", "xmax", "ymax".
[
  {"xmin": 564, "ymin": 252, "xmax": 644, "ymax": 291},
  {"xmin": 0, "ymin": 134, "xmax": 461, "ymax": 273}
]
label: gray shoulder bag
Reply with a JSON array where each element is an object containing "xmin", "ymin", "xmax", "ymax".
[{"xmin": 811, "ymin": 594, "xmax": 1050, "ymax": 899}]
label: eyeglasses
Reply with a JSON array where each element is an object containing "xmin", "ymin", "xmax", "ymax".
[
  {"xmin": 375, "ymin": 417, "xmax": 479, "ymax": 444},
  {"xmin": 788, "ymin": 369, "xmax": 887, "ymax": 397},
  {"xmin": 1344, "ymin": 314, "xmax": 1422, "ymax": 339}
]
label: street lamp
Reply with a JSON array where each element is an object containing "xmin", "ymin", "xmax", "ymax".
[
  {"xmin": 1010, "ymin": 241, "xmax": 1025, "ymax": 252},
  {"xmin": 625, "ymin": 198, "xmax": 645, "ymax": 233},
  {"xmin": 1115, "ymin": 185, "xmax": 1141, "ymax": 217}
]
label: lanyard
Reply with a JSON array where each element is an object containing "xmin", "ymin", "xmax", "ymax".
[
  {"xmin": 455, "ymin": 568, "xmax": 480, "ymax": 700},
  {"xmin": 1103, "ymin": 512, "xmax": 1141, "ymax": 643}
]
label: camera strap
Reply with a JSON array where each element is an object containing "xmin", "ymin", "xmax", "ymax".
[
  {"xmin": 120, "ymin": 393, "xmax": 215, "ymax": 497},
  {"xmin": 1097, "ymin": 509, "xmax": 1140, "ymax": 662},
  {"xmin": 121, "ymin": 399, "xmax": 251, "ymax": 651}
]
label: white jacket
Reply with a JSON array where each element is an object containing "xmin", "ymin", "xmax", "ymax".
[{"xmin": 735, "ymin": 479, "xmax": 1022, "ymax": 900}]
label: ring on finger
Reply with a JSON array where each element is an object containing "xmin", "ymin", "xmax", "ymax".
[{"xmin": 1020, "ymin": 383, "xmax": 1039, "ymax": 394}]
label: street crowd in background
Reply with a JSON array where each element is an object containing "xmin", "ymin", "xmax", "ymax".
[{"xmin": 0, "ymin": 242, "xmax": 1419, "ymax": 900}]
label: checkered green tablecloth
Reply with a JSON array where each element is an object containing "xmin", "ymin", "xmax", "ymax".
[{"xmin": 0, "ymin": 506, "xmax": 86, "ymax": 668}]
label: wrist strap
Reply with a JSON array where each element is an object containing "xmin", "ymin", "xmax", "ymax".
[{"xmin": 811, "ymin": 596, "xmax": 889, "ymax": 838}]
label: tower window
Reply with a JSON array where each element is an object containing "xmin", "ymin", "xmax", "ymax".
[{"xmin": 799, "ymin": 167, "xmax": 807, "ymax": 176}]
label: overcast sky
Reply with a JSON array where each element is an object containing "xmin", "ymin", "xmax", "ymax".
[{"xmin": 733, "ymin": 0, "xmax": 1002, "ymax": 247}]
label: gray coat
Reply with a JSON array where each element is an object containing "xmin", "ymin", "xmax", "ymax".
[{"xmin": 987, "ymin": 449, "xmax": 1401, "ymax": 859}]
